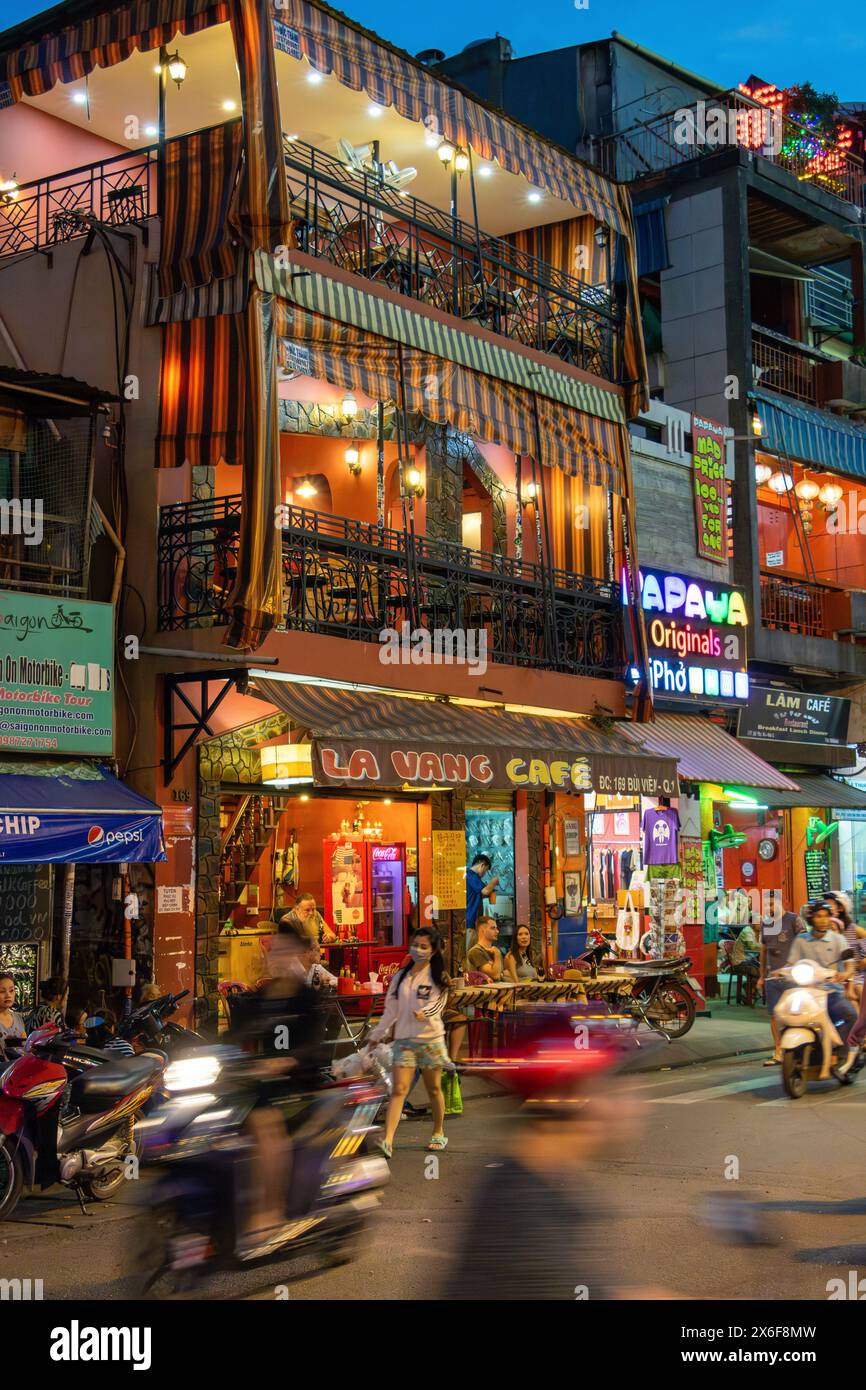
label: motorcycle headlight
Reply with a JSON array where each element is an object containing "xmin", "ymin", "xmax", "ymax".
[
  {"xmin": 791, "ymin": 962, "xmax": 817, "ymax": 986},
  {"xmin": 163, "ymin": 1055, "xmax": 222, "ymax": 1093}
]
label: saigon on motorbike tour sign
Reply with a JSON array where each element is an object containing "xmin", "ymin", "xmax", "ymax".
[
  {"xmin": 691, "ymin": 415, "xmax": 728, "ymax": 565},
  {"xmin": 313, "ymin": 741, "xmax": 679, "ymax": 798},
  {"xmin": 0, "ymin": 593, "xmax": 114, "ymax": 754}
]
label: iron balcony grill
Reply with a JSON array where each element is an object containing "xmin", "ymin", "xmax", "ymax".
[{"xmin": 157, "ymin": 496, "xmax": 625, "ymax": 680}]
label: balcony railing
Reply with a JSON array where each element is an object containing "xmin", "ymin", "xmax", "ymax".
[
  {"xmin": 751, "ymin": 326, "xmax": 821, "ymax": 404},
  {"xmin": 760, "ymin": 571, "xmax": 834, "ymax": 637},
  {"xmin": 282, "ymin": 138, "xmax": 621, "ymax": 379},
  {"xmin": 0, "ymin": 148, "xmax": 156, "ymax": 258},
  {"xmin": 157, "ymin": 496, "xmax": 626, "ymax": 680},
  {"xmin": 599, "ymin": 91, "xmax": 865, "ymax": 207}
]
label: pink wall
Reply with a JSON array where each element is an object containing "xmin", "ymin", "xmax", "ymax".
[{"xmin": 0, "ymin": 103, "xmax": 130, "ymax": 185}]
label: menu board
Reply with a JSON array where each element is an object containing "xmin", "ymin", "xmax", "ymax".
[
  {"xmin": 0, "ymin": 863, "xmax": 53, "ymax": 943},
  {"xmin": 692, "ymin": 415, "xmax": 728, "ymax": 565},
  {"xmin": 431, "ymin": 830, "xmax": 466, "ymax": 911},
  {"xmin": 805, "ymin": 847, "xmax": 831, "ymax": 900},
  {"xmin": 679, "ymin": 837, "xmax": 704, "ymax": 924}
]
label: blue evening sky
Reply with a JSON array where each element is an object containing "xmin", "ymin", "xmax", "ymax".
[{"xmin": 2, "ymin": 0, "xmax": 863, "ymax": 100}]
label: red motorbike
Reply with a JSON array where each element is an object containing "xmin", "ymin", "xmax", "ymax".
[{"xmin": 0, "ymin": 1025, "xmax": 162, "ymax": 1220}]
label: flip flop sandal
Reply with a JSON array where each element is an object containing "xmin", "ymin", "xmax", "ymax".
[
  {"xmin": 763, "ymin": 1056, "xmax": 781, "ymax": 1066},
  {"xmin": 426, "ymin": 1135, "xmax": 449, "ymax": 1151}
]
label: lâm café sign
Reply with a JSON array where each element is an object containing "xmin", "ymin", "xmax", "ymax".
[{"xmin": 313, "ymin": 742, "xmax": 678, "ymax": 797}]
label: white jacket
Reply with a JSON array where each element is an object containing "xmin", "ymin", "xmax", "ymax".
[{"xmin": 369, "ymin": 963, "xmax": 448, "ymax": 1042}]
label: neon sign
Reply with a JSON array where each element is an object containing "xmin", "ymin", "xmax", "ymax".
[{"xmin": 623, "ymin": 566, "xmax": 749, "ymax": 704}]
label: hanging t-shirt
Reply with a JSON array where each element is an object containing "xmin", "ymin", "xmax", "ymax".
[{"xmin": 642, "ymin": 807, "xmax": 681, "ymax": 866}]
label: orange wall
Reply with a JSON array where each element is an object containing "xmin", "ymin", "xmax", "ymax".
[{"xmin": 759, "ymin": 485, "xmax": 866, "ymax": 591}]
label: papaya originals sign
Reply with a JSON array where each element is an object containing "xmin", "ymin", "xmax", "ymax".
[
  {"xmin": 312, "ymin": 743, "xmax": 678, "ymax": 798},
  {"xmin": 623, "ymin": 565, "xmax": 749, "ymax": 704}
]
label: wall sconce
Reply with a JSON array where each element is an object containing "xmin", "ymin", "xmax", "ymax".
[
  {"xmin": 437, "ymin": 140, "xmax": 456, "ymax": 164},
  {"xmin": 0, "ymin": 173, "xmax": 19, "ymax": 202},
  {"xmin": 340, "ymin": 392, "xmax": 358, "ymax": 420},
  {"xmin": 751, "ymin": 413, "xmax": 764, "ymax": 437},
  {"xmin": 594, "ymin": 225, "xmax": 609, "ymax": 249},
  {"xmin": 345, "ymin": 445, "xmax": 362, "ymax": 476},
  {"xmin": 521, "ymin": 480, "xmax": 539, "ymax": 506},
  {"xmin": 406, "ymin": 466, "xmax": 424, "ymax": 498},
  {"xmin": 754, "ymin": 462, "xmax": 773, "ymax": 487},
  {"xmin": 296, "ymin": 478, "xmax": 317, "ymax": 500},
  {"xmin": 166, "ymin": 50, "xmax": 187, "ymax": 88},
  {"xmin": 453, "ymin": 148, "xmax": 470, "ymax": 173}
]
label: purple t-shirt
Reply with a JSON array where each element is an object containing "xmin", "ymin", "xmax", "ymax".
[{"xmin": 642, "ymin": 807, "xmax": 680, "ymax": 866}]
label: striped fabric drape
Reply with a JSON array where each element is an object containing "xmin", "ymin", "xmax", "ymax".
[
  {"xmin": 0, "ymin": 0, "xmax": 228, "ymax": 99},
  {"xmin": 155, "ymin": 313, "xmax": 244, "ymax": 467},
  {"xmin": 158, "ymin": 120, "xmax": 242, "ymax": 296},
  {"xmin": 615, "ymin": 185, "xmax": 650, "ymax": 420},
  {"xmin": 550, "ymin": 469, "xmax": 619, "ymax": 580},
  {"xmin": 273, "ymin": 1, "xmax": 628, "ymax": 235},
  {"xmin": 509, "ymin": 210, "xmax": 648, "ymax": 419},
  {"xmin": 274, "ymin": 300, "xmax": 627, "ymax": 493},
  {"xmin": 222, "ymin": 0, "xmax": 291, "ymax": 649}
]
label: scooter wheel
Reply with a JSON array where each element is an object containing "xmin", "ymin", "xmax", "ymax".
[
  {"xmin": 832, "ymin": 1065, "xmax": 855, "ymax": 1086},
  {"xmin": 0, "ymin": 1141, "xmax": 24, "ymax": 1220},
  {"xmin": 782, "ymin": 1049, "xmax": 807, "ymax": 1099}
]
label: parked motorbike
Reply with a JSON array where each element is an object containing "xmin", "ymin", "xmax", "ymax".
[
  {"xmin": 576, "ymin": 933, "xmax": 702, "ymax": 1039},
  {"xmin": 104, "ymin": 989, "xmax": 203, "ymax": 1056},
  {"xmin": 0, "ymin": 1024, "xmax": 163, "ymax": 1219},
  {"xmin": 774, "ymin": 950, "xmax": 856, "ymax": 1098},
  {"xmin": 135, "ymin": 1045, "xmax": 389, "ymax": 1294}
]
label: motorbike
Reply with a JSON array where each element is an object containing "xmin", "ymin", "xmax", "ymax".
[
  {"xmin": 134, "ymin": 1044, "xmax": 390, "ymax": 1294},
  {"xmin": 104, "ymin": 989, "xmax": 203, "ymax": 1057},
  {"xmin": 774, "ymin": 949, "xmax": 857, "ymax": 1098},
  {"xmin": 0, "ymin": 1024, "xmax": 163, "ymax": 1219},
  {"xmin": 576, "ymin": 932, "xmax": 702, "ymax": 1039}
]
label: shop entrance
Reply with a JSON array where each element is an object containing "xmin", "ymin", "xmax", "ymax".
[{"xmin": 465, "ymin": 795, "xmax": 516, "ymax": 952}]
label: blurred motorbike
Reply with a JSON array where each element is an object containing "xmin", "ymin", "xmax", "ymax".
[
  {"xmin": 135, "ymin": 1045, "xmax": 389, "ymax": 1293},
  {"xmin": 101, "ymin": 989, "xmax": 203, "ymax": 1056}
]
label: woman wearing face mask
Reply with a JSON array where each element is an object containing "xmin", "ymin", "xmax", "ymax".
[{"xmin": 368, "ymin": 927, "xmax": 451, "ymax": 1157}]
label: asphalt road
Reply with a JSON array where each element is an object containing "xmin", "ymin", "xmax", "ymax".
[{"xmin": 5, "ymin": 1056, "xmax": 866, "ymax": 1301}]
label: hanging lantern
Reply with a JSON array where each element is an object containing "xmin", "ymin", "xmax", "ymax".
[
  {"xmin": 260, "ymin": 743, "xmax": 313, "ymax": 786},
  {"xmin": 795, "ymin": 477, "xmax": 819, "ymax": 501},
  {"xmin": 768, "ymin": 471, "xmax": 794, "ymax": 494},
  {"xmin": 818, "ymin": 481, "xmax": 843, "ymax": 510},
  {"xmin": 754, "ymin": 462, "xmax": 773, "ymax": 487}
]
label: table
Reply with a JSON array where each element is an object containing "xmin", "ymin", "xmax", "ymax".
[{"xmin": 449, "ymin": 979, "xmax": 590, "ymax": 1009}]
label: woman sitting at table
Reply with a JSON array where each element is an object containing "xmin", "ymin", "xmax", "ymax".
[{"xmin": 504, "ymin": 925, "xmax": 543, "ymax": 983}]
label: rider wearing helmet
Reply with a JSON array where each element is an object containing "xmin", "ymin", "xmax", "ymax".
[{"xmin": 784, "ymin": 900, "xmax": 857, "ymax": 1040}]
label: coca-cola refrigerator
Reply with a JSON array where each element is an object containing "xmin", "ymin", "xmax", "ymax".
[{"xmin": 323, "ymin": 837, "xmax": 408, "ymax": 981}]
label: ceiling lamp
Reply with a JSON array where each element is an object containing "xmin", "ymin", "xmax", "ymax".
[
  {"xmin": 768, "ymin": 471, "xmax": 794, "ymax": 494},
  {"xmin": 754, "ymin": 462, "xmax": 773, "ymax": 487},
  {"xmin": 260, "ymin": 742, "xmax": 313, "ymax": 787},
  {"xmin": 296, "ymin": 479, "xmax": 317, "ymax": 499},
  {"xmin": 818, "ymin": 481, "xmax": 844, "ymax": 509},
  {"xmin": 795, "ymin": 477, "xmax": 819, "ymax": 501},
  {"xmin": 345, "ymin": 445, "xmax": 361, "ymax": 476},
  {"xmin": 166, "ymin": 51, "xmax": 187, "ymax": 88}
]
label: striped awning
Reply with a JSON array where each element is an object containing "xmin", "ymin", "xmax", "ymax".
[
  {"xmin": 272, "ymin": 0, "xmax": 628, "ymax": 236},
  {"xmin": 258, "ymin": 257, "xmax": 625, "ymax": 425},
  {"xmin": 751, "ymin": 387, "xmax": 866, "ymax": 480},
  {"xmin": 158, "ymin": 119, "xmax": 242, "ymax": 297},
  {"xmin": 0, "ymin": 0, "xmax": 228, "ymax": 99},
  {"xmin": 155, "ymin": 313, "xmax": 244, "ymax": 467},
  {"xmin": 252, "ymin": 679, "xmax": 679, "ymax": 795},
  {"xmin": 631, "ymin": 713, "xmax": 800, "ymax": 792},
  {"xmin": 755, "ymin": 773, "xmax": 866, "ymax": 811},
  {"xmin": 272, "ymin": 299, "xmax": 627, "ymax": 493}
]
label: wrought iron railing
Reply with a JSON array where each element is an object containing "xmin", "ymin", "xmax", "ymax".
[
  {"xmin": 158, "ymin": 496, "xmax": 625, "ymax": 679},
  {"xmin": 0, "ymin": 148, "xmax": 157, "ymax": 258},
  {"xmin": 751, "ymin": 326, "xmax": 821, "ymax": 404},
  {"xmin": 283, "ymin": 137, "xmax": 621, "ymax": 379},
  {"xmin": 760, "ymin": 570, "xmax": 832, "ymax": 637},
  {"xmin": 599, "ymin": 91, "xmax": 865, "ymax": 207}
]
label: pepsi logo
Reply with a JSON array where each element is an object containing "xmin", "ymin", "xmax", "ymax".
[{"xmin": 87, "ymin": 826, "xmax": 104, "ymax": 845}]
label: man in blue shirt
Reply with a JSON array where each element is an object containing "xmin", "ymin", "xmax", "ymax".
[{"xmin": 466, "ymin": 853, "xmax": 499, "ymax": 942}]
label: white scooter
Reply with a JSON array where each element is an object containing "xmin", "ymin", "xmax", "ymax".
[{"xmin": 773, "ymin": 949, "xmax": 856, "ymax": 1098}]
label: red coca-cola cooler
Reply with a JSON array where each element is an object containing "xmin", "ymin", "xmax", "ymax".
[{"xmin": 323, "ymin": 837, "xmax": 408, "ymax": 984}]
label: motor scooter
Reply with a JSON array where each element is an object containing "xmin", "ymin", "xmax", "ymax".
[
  {"xmin": 0, "ymin": 1025, "xmax": 163, "ymax": 1218},
  {"xmin": 774, "ymin": 949, "xmax": 857, "ymax": 1098}
]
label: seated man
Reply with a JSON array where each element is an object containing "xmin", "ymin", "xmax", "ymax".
[
  {"xmin": 281, "ymin": 892, "xmax": 338, "ymax": 946},
  {"xmin": 301, "ymin": 939, "xmax": 338, "ymax": 991},
  {"xmin": 466, "ymin": 916, "xmax": 503, "ymax": 981}
]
